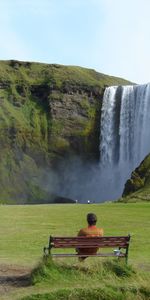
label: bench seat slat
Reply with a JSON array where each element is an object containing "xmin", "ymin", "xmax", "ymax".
[
  {"xmin": 52, "ymin": 243, "xmax": 128, "ymax": 248},
  {"xmin": 52, "ymin": 236, "xmax": 129, "ymax": 238},
  {"xmin": 50, "ymin": 253, "xmax": 126, "ymax": 257},
  {"xmin": 52, "ymin": 237, "xmax": 129, "ymax": 241}
]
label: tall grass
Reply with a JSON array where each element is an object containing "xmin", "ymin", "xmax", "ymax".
[
  {"xmin": 21, "ymin": 287, "xmax": 150, "ymax": 300},
  {"xmin": 21, "ymin": 257, "xmax": 149, "ymax": 300},
  {"xmin": 31, "ymin": 256, "xmax": 136, "ymax": 285}
]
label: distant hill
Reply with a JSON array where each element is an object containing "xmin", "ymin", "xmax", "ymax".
[{"xmin": 0, "ymin": 60, "xmax": 131, "ymax": 203}]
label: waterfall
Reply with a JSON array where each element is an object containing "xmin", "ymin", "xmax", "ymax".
[
  {"xmin": 56, "ymin": 83, "xmax": 150, "ymax": 203},
  {"xmin": 100, "ymin": 83, "xmax": 150, "ymax": 199}
]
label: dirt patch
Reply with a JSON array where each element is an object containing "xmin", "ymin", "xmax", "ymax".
[{"xmin": 0, "ymin": 264, "xmax": 31, "ymax": 295}]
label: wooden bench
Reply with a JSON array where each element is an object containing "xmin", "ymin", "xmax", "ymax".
[{"xmin": 43, "ymin": 235, "xmax": 131, "ymax": 264}]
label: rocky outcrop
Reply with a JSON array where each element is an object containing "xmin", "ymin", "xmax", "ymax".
[
  {"xmin": 121, "ymin": 154, "xmax": 150, "ymax": 202},
  {"xmin": 0, "ymin": 60, "xmax": 131, "ymax": 203}
]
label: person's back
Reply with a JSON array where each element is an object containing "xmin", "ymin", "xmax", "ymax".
[
  {"xmin": 78, "ymin": 225, "xmax": 103, "ymax": 237},
  {"xmin": 77, "ymin": 213, "xmax": 103, "ymax": 259}
]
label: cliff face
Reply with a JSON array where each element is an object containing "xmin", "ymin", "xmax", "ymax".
[
  {"xmin": 0, "ymin": 60, "xmax": 131, "ymax": 203},
  {"xmin": 121, "ymin": 154, "xmax": 150, "ymax": 202}
]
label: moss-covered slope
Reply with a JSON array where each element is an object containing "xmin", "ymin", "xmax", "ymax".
[
  {"xmin": 0, "ymin": 60, "xmax": 131, "ymax": 203},
  {"xmin": 121, "ymin": 154, "xmax": 150, "ymax": 202}
]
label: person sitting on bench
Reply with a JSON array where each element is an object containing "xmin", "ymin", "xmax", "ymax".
[{"xmin": 76, "ymin": 213, "xmax": 104, "ymax": 260}]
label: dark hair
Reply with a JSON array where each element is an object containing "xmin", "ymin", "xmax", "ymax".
[{"xmin": 87, "ymin": 213, "xmax": 97, "ymax": 225}]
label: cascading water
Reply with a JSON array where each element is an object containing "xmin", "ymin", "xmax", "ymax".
[{"xmin": 100, "ymin": 83, "xmax": 150, "ymax": 200}]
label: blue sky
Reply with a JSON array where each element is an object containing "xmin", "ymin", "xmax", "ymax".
[{"xmin": 0, "ymin": 0, "xmax": 150, "ymax": 83}]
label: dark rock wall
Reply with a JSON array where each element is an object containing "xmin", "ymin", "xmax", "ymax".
[{"xmin": 49, "ymin": 88, "xmax": 102, "ymax": 160}]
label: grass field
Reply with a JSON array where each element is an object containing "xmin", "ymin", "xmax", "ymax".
[{"xmin": 0, "ymin": 202, "xmax": 150, "ymax": 300}]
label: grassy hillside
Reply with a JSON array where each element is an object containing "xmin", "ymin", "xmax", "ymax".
[
  {"xmin": 120, "ymin": 154, "xmax": 150, "ymax": 202},
  {"xmin": 0, "ymin": 60, "xmax": 131, "ymax": 87},
  {"xmin": 0, "ymin": 60, "xmax": 132, "ymax": 204},
  {"xmin": 0, "ymin": 203, "xmax": 149, "ymax": 299}
]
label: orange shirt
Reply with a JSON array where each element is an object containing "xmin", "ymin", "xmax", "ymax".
[{"xmin": 77, "ymin": 225, "xmax": 104, "ymax": 255}]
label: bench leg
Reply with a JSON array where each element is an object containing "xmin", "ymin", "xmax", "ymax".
[
  {"xmin": 125, "ymin": 245, "xmax": 129, "ymax": 264},
  {"xmin": 125, "ymin": 254, "xmax": 128, "ymax": 265}
]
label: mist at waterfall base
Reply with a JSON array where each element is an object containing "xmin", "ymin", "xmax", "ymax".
[
  {"xmin": 46, "ymin": 83, "xmax": 150, "ymax": 203},
  {"xmin": 55, "ymin": 157, "xmax": 120, "ymax": 203},
  {"xmin": 54, "ymin": 157, "xmax": 127, "ymax": 203}
]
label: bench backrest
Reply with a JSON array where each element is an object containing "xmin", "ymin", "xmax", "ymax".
[{"xmin": 49, "ymin": 235, "xmax": 130, "ymax": 249}]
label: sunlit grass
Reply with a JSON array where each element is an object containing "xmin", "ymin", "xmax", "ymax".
[{"xmin": 0, "ymin": 203, "xmax": 149, "ymax": 267}]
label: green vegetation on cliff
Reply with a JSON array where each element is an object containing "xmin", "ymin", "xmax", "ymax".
[
  {"xmin": 0, "ymin": 60, "xmax": 131, "ymax": 87},
  {"xmin": 0, "ymin": 60, "xmax": 131, "ymax": 203},
  {"xmin": 120, "ymin": 154, "xmax": 150, "ymax": 202}
]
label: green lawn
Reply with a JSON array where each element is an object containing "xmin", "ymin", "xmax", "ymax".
[
  {"xmin": 0, "ymin": 202, "xmax": 149, "ymax": 267},
  {"xmin": 0, "ymin": 203, "xmax": 150, "ymax": 300}
]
